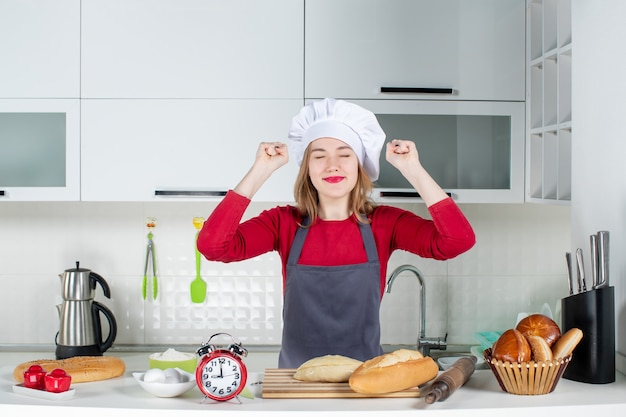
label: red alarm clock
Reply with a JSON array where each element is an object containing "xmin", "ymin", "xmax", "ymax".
[{"xmin": 195, "ymin": 333, "xmax": 248, "ymax": 402}]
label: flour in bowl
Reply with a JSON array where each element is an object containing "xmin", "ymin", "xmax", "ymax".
[{"xmin": 150, "ymin": 348, "xmax": 195, "ymax": 361}]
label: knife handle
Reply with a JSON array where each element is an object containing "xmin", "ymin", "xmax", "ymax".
[
  {"xmin": 596, "ymin": 231, "xmax": 610, "ymax": 287},
  {"xmin": 575, "ymin": 248, "xmax": 586, "ymax": 292},
  {"xmin": 590, "ymin": 235, "xmax": 598, "ymax": 288},
  {"xmin": 565, "ymin": 252, "xmax": 574, "ymax": 295}
]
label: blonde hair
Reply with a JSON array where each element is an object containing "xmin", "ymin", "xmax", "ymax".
[{"xmin": 294, "ymin": 145, "xmax": 377, "ymax": 225}]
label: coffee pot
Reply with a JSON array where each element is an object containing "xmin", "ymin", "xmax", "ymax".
[{"xmin": 55, "ymin": 262, "xmax": 117, "ymax": 359}]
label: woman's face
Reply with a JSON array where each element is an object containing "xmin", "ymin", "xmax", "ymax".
[{"xmin": 307, "ymin": 137, "xmax": 360, "ymax": 200}]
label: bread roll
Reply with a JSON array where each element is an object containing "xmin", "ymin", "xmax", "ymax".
[
  {"xmin": 516, "ymin": 314, "xmax": 561, "ymax": 347},
  {"xmin": 13, "ymin": 355, "xmax": 125, "ymax": 383},
  {"xmin": 526, "ymin": 334, "xmax": 553, "ymax": 361},
  {"xmin": 492, "ymin": 328, "xmax": 531, "ymax": 363},
  {"xmin": 348, "ymin": 349, "xmax": 438, "ymax": 394},
  {"xmin": 293, "ymin": 355, "xmax": 363, "ymax": 382},
  {"xmin": 552, "ymin": 328, "xmax": 583, "ymax": 359}
]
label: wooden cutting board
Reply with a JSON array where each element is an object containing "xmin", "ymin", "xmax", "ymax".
[{"xmin": 262, "ymin": 368, "xmax": 421, "ymax": 398}]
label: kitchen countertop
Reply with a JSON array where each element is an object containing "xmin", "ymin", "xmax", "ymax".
[{"xmin": 1, "ymin": 349, "xmax": 625, "ymax": 416}]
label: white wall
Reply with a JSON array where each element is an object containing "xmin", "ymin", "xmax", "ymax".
[
  {"xmin": 572, "ymin": 0, "xmax": 626, "ymax": 374},
  {"xmin": 0, "ymin": 200, "xmax": 570, "ymax": 350}
]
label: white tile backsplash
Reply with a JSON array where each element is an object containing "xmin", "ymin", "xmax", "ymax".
[{"xmin": 0, "ymin": 201, "xmax": 571, "ymax": 349}]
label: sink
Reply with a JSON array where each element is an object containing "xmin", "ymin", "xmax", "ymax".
[
  {"xmin": 381, "ymin": 345, "xmax": 489, "ymax": 370},
  {"xmin": 429, "ymin": 349, "xmax": 488, "ymax": 371}
]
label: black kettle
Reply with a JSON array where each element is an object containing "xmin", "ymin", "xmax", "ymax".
[{"xmin": 55, "ymin": 262, "xmax": 118, "ymax": 359}]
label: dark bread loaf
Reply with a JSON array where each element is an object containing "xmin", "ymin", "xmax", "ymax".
[
  {"xmin": 516, "ymin": 314, "xmax": 561, "ymax": 347},
  {"xmin": 491, "ymin": 328, "xmax": 531, "ymax": 363}
]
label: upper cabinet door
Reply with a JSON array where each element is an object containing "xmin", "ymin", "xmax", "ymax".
[
  {"xmin": 0, "ymin": 0, "xmax": 80, "ymax": 98},
  {"xmin": 80, "ymin": 99, "xmax": 301, "ymax": 202},
  {"xmin": 81, "ymin": 0, "xmax": 304, "ymax": 99},
  {"xmin": 0, "ymin": 99, "xmax": 80, "ymax": 201},
  {"xmin": 305, "ymin": 0, "xmax": 525, "ymax": 102}
]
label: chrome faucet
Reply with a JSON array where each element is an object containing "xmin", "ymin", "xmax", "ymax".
[{"xmin": 386, "ymin": 264, "xmax": 447, "ymax": 356}]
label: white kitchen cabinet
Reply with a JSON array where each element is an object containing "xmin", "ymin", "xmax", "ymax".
[
  {"xmin": 305, "ymin": 0, "xmax": 525, "ymax": 102},
  {"xmin": 81, "ymin": 0, "xmax": 303, "ymax": 99},
  {"xmin": 526, "ymin": 0, "xmax": 572, "ymax": 204},
  {"xmin": 81, "ymin": 99, "xmax": 302, "ymax": 202},
  {"xmin": 354, "ymin": 100, "xmax": 526, "ymax": 204},
  {"xmin": 0, "ymin": 0, "xmax": 80, "ymax": 98},
  {"xmin": 0, "ymin": 99, "xmax": 80, "ymax": 201}
]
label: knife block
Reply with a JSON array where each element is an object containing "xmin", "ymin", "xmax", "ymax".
[{"xmin": 560, "ymin": 286, "xmax": 615, "ymax": 384}]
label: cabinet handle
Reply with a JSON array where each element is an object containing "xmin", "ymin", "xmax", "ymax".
[
  {"xmin": 379, "ymin": 191, "xmax": 452, "ymax": 198},
  {"xmin": 0, "ymin": 190, "xmax": 5, "ymax": 197},
  {"xmin": 380, "ymin": 87, "xmax": 455, "ymax": 95},
  {"xmin": 154, "ymin": 190, "xmax": 227, "ymax": 197}
]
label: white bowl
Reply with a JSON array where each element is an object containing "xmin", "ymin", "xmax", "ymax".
[
  {"xmin": 133, "ymin": 368, "xmax": 197, "ymax": 398},
  {"xmin": 437, "ymin": 354, "xmax": 485, "ymax": 371}
]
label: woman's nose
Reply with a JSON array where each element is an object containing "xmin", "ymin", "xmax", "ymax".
[{"xmin": 325, "ymin": 157, "xmax": 340, "ymax": 171}]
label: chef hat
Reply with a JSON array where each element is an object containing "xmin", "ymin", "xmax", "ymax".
[{"xmin": 288, "ymin": 98, "xmax": 386, "ymax": 181}]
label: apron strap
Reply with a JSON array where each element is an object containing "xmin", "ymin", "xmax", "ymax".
[
  {"xmin": 287, "ymin": 216, "xmax": 378, "ymax": 266},
  {"xmin": 286, "ymin": 218, "xmax": 310, "ymax": 266}
]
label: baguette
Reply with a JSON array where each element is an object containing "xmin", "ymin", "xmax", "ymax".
[
  {"xmin": 348, "ymin": 349, "xmax": 438, "ymax": 395},
  {"xmin": 13, "ymin": 355, "xmax": 125, "ymax": 383},
  {"xmin": 551, "ymin": 328, "xmax": 583, "ymax": 359},
  {"xmin": 294, "ymin": 354, "xmax": 363, "ymax": 382}
]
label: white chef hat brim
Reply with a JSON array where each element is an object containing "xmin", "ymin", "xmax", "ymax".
[
  {"xmin": 301, "ymin": 120, "xmax": 364, "ymax": 165},
  {"xmin": 288, "ymin": 98, "xmax": 386, "ymax": 181}
]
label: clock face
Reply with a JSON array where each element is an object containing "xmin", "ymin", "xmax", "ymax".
[{"xmin": 196, "ymin": 352, "xmax": 247, "ymax": 401}]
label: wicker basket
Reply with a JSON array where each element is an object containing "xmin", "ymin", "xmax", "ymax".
[{"xmin": 483, "ymin": 348, "xmax": 572, "ymax": 395}]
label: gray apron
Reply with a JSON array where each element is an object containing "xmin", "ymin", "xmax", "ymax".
[{"xmin": 278, "ymin": 218, "xmax": 383, "ymax": 368}]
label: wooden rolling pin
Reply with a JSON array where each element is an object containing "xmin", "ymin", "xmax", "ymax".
[{"xmin": 425, "ymin": 356, "xmax": 476, "ymax": 404}]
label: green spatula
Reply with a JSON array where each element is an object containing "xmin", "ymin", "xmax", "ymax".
[{"xmin": 190, "ymin": 217, "xmax": 207, "ymax": 303}]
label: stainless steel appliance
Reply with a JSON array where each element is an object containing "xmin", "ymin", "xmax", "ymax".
[{"xmin": 55, "ymin": 262, "xmax": 117, "ymax": 359}]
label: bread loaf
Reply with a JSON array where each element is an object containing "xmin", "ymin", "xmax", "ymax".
[
  {"xmin": 491, "ymin": 329, "xmax": 531, "ymax": 363},
  {"xmin": 293, "ymin": 355, "xmax": 363, "ymax": 382},
  {"xmin": 526, "ymin": 335, "xmax": 553, "ymax": 361},
  {"xmin": 348, "ymin": 349, "xmax": 438, "ymax": 395},
  {"xmin": 551, "ymin": 328, "xmax": 583, "ymax": 359},
  {"xmin": 516, "ymin": 314, "xmax": 561, "ymax": 347},
  {"xmin": 13, "ymin": 355, "xmax": 125, "ymax": 383}
]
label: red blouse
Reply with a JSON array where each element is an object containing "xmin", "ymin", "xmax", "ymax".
[{"xmin": 197, "ymin": 190, "xmax": 476, "ymax": 296}]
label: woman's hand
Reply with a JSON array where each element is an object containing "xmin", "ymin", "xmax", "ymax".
[
  {"xmin": 254, "ymin": 141, "xmax": 289, "ymax": 173},
  {"xmin": 385, "ymin": 139, "xmax": 449, "ymax": 207},
  {"xmin": 233, "ymin": 141, "xmax": 289, "ymax": 199},
  {"xmin": 385, "ymin": 139, "xmax": 421, "ymax": 174}
]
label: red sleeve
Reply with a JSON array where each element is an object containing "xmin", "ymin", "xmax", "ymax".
[
  {"xmin": 196, "ymin": 190, "xmax": 299, "ymax": 264},
  {"xmin": 375, "ymin": 197, "xmax": 475, "ymax": 260},
  {"xmin": 427, "ymin": 198, "xmax": 476, "ymax": 258}
]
